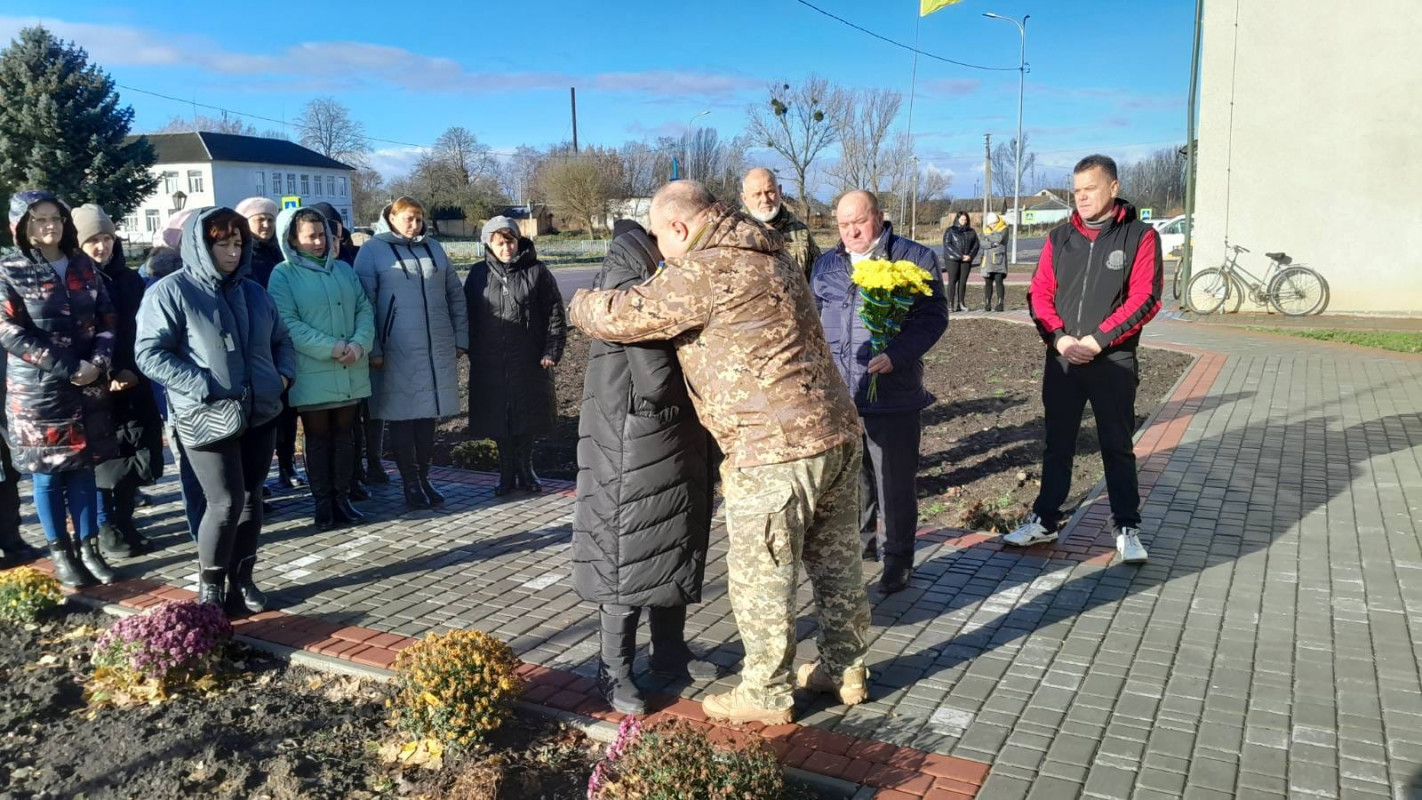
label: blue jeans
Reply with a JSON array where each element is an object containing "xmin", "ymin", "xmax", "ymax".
[{"xmin": 32, "ymin": 469, "xmax": 99, "ymax": 544}]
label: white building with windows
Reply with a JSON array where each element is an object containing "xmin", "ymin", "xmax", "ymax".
[{"xmin": 118, "ymin": 132, "xmax": 355, "ymax": 243}]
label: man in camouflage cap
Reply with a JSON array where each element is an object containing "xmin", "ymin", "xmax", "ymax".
[
  {"xmin": 742, "ymin": 167, "xmax": 820, "ymax": 280},
  {"xmin": 569, "ymin": 180, "xmax": 871, "ymax": 725}
]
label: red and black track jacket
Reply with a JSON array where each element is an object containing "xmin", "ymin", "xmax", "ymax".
[{"xmin": 1029, "ymin": 200, "xmax": 1162, "ymax": 354}]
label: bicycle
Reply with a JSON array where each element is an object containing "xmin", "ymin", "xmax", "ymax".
[{"xmin": 1184, "ymin": 243, "xmax": 1330, "ymax": 316}]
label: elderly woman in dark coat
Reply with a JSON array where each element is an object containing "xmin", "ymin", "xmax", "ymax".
[
  {"xmin": 464, "ymin": 216, "xmax": 566, "ymax": 496},
  {"xmin": 571, "ymin": 219, "xmax": 716, "ymax": 715},
  {"xmin": 0, "ymin": 191, "xmax": 120, "ymax": 587},
  {"xmin": 72, "ymin": 205, "xmax": 165, "ymax": 560}
]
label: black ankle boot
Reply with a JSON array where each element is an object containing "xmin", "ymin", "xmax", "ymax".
[
  {"xmin": 49, "ymin": 542, "xmax": 88, "ymax": 588},
  {"xmin": 348, "ymin": 479, "xmax": 371, "ymax": 502},
  {"xmin": 120, "ymin": 521, "xmax": 154, "ymax": 556},
  {"xmin": 647, "ymin": 605, "xmax": 719, "ymax": 681},
  {"xmin": 494, "ymin": 441, "xmax": 515, "ymax": 497},
  {"xmin": 598, "ymin": 606, "xmax": 646, "ymax": 715},
  {"xmin": 395, "ymin": 446, "xmax": 429, "ymax": 510},
  {"xmin": 198, "ymin": 566, "xmax": 227, "ymax": 608},
  {"xmin": 418, "ymin": 465, "xmax": 445, "ymax": 507},
  {"xmin": 227, "ymin": 556, "xmax": 268, "ymax": 614},
  {"xmin": 79, "ymin": 537, "xmax": 118, "ymax": 585},
  {"xmin": 333, "ymin": 493, "xmax": 366, "ymax": 524},
  {"xmin": 98, "ymin": 523, "xmax": 137, "ymax": 559},
  {"xmin": 514, "ymin": 440, "xmax": 541, "ymax": 493}
]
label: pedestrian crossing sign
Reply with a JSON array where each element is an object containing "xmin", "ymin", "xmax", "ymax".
[
  {"xmin": 1140, "ymin": 208, "xmax": 1154, "ymax": 221},
  {"xmin": 281, "ymin": 196, "xmax": 301, "ymax": 210}
]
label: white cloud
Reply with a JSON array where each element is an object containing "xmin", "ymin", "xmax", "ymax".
[
  {"xmin": 0, "ymin": 16, "xmax": 757, "ymax": 99},
  {"xmin": 364, "ymin": 146, "xmax": 428, "ymax": 180}
]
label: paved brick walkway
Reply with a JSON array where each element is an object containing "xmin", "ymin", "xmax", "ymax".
[{"xmin": 27, "ymin": 316, "xmax": 1422, "ymax": 799}]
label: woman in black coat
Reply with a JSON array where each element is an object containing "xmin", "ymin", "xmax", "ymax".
[
  {"xmin": 571, "ymin": 220, "xmax": 716, "ymax": 715},
  {"xmin": 942, "ymin": 211, "xmax": 980, "ymax": 313},
  {"xmin": 72, "ymin": 205, "xmax": 165, "ymax": 560},
  {"xmin": 463, "ymin": 217, "xmax": 566, "ymax": 496},
  {"xmin": 0, "ymin": 191, "xmax": 120, "ymax": 587}
]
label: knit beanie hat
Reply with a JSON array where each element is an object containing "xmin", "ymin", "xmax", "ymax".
[
  {"xmin": 481, "ymin": 216, "xmax": 520, "ymax": 245},
  {"xmin": 154, "ymin": 208, "xmax": 195, "ymax": 249},
  {"xmin": 72, "ymin": 204, "xmax": 116, "ymax": 244},
  {"xmin": 235, "ymin": 196, "xmax": 278, "ymax": 219}
]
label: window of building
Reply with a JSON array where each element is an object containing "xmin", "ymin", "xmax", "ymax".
[
  {"xmin": 300, "ymin": 174, "xmax": 310, "ymax": 195},
  {"xmin": 144, "ymin": 209, "xmax": 162, "ymax": 232},
  {"xmin": 340, "ymin": 207, "xmax": 350, "ymax": 225},
  {"xmin": 255, "ymin": 171, "xmax": 266, "ymax": 195},
  {"xmin": 123, "ymin": 214, "xmax": 139, "ymax": 232},
  {"xmin": 162, "ymin": 172, "xmax": 179, "ymax": 194},
  {"xmin": 339, "ymin": 177, "xmax": 347, "ymax": 196},
  {"xmin": 326, "ymin": 176, "xmax": 335, "ymax": 196},
  {"xmin": 312, "ymin": 174, "xmax": 322, "ymax": 196},
  {"xmin": 187, "ymin": 170, "xmax": 204, "ymax": 193},
  {"xmin": 272, "ymin": 171, "xmax": 282, "ymax": 196},
  {"xmin": 286, "ymin": 173, "xmax": 296, "ymax": 194}
]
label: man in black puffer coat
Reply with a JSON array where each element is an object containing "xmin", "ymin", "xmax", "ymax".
[{"xmin": 572, "ymin": 219, "xmax": 718, "ymax": 715}]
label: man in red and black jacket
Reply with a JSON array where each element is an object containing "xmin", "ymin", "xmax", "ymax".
[{"xmin": 1004, "ymin": 154, "xmax": 1162, "ymax": 564}]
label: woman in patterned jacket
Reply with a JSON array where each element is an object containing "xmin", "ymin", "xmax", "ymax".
[{"xmin": 0, "ymin": 190, "xmax": 120, "ymax": 587}]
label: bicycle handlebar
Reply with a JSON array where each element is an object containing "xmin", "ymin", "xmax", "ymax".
[{"xmin": 1228, "ymin": 243, "xmax": 1250, "ymax": 254}]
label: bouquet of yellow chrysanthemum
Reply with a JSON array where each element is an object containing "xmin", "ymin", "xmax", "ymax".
[{"xmin": 850, "ymin": 259, "xmax": 935, "ymax": 403}]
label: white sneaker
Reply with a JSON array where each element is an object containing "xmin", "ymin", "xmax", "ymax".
[
  {"xmin": 1115, "ymin": 527, "xmax": 1149, "ymax": 564},
  {"xmin": 1002, "ymin": 514, "xmax": 1057, "ymax": 547}
]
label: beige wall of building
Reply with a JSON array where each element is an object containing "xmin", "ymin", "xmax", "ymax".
[{"xmin": 1194, "ymin": 0, "xmax": 1422, "ymax": 314}]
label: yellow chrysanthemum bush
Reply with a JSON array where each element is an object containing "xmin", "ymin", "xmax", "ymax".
[
  {"xmin": 0, "ymin": 566, "xmax": 63, "ymax": 624},
  {"xmin": 389, "ymin": 629, "xmax": 526, "ymax": 749}
]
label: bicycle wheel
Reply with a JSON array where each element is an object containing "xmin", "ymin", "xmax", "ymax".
[
  {"xmin": 1268, "ymin": 266, "xmax": 1327, "ymax": 316},
  {"xmin": 1226, "ymin": 275, "xmax": 1245, "ymax": 314},
  {"xmin": 1310, "ymin": 272, "xmax": 1331, "ymax": 315},
  {"xmin": 1171, "ymin": 266, "xmax": 1182, "ymax": 305},
  {"xmin": 1185, "ymin": 268, "xmax": 1231, "ymax": 314}
]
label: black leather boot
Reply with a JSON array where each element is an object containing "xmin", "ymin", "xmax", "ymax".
[
  {"xmin": 197, "ymin": 565, "xmax": 227, "ymax": 608},
  {"xmin": 395, "ymin": 446, "xmax": 429, "ymax": 511},
  {"xmin": 333, "ymin": 428, "xmax": 366, "ymax": 524},
  {"xmin": 647, "ymin": 605, "xmax": 719, "ymax": 680},
  {"xmin": 418, "ymin": 464, "xmax": 445, "ymax": 508},
  {"xmin": 878, "ymin": 562, "xmax": 912, "ymax": 594},
  {"xmin": 364, "ymin": 414, "xmax": 390, "ymax": 484},
  {"xmin": 597, "ymin": 606, "xmax": 646, "ymax": 715},
  {"xmin": 306, "ymin": 433, "xmax": 337, "ymax": 530},
  {"xmin": 79, "ymin": 536, "xmax": 118, "ymax": 585},
  {"xmin": 227, "ymin": 555, "xmax": 268, "ymax": 614},
  {"xmin": 98, "ymin": 523, "xmax": 137, "ymax": 559},
  {"xmin": 493, "ymin": 440, "xmax": 516, "ymax": 497},
  {"xmin": 49, "ymin": 541, "xmax": 88, "ymax": 588},
  {"xmin": 514, "ymin": 438, "xmax": 541, "ymax": 493}
]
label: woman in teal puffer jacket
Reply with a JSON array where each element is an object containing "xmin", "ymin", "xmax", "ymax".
[{"xmin": 267, "ymin": 207, "xmax": 374, "ymax": 531}]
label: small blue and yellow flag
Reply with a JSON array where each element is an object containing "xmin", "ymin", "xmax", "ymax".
[{"xmin": 920, "ymin": 0, "xmax": 965, "ymax": 16}]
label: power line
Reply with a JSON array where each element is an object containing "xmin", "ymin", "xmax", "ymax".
[{"xmin": 791, "ymin": 0, "xmax": 1017, "ymax": 71}]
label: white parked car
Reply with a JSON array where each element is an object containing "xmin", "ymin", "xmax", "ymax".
[{"xmin": 1153, "ymin": 215, "xmax": 1190, "ymax": 258}]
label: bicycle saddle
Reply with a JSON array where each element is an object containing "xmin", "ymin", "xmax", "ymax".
[{"xmin": 1265, "ymin": 252, "xmax": 1292, "ymax": 265}]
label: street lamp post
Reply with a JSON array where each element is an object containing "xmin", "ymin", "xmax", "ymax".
[
  {"xmin": 984, "ymin": 12, "xmax": 1028, "ymax": 266},
  {"xmin": 685, "ymin": 110, "xmax": 710, "ymax": 181}
]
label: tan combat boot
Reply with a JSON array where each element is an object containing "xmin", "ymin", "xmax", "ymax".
[
  {"xmin": 795, "ymin": 662, "xmax": 869, "ymax": 706},
  {"xmin": 702, "ymin": 687, "xmax": 793, "ymax": 725}
]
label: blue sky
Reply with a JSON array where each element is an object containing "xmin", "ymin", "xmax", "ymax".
[{"xmin": 1, "ymin": 0, "xmax": 1194, "ymax": 198}]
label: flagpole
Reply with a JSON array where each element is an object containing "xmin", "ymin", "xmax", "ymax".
[{"xmin": 903, "ymin": 12, "xmax": 921, "ymax": 237}]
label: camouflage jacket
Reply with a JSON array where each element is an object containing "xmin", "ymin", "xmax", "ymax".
[
  {"xmin": 763, "ymin": 206, "xmax": 820, "ymax": 280},
  {"xmin": 569, "ymin": 206, "xmax": 860, "ymax": 468}
]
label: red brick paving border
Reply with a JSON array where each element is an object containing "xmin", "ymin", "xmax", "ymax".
[{"xmin": 22, "ymin": 344, "xmax": 1229, "ymax": 799}]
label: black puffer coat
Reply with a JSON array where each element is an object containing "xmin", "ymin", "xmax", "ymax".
[
  {"xmin": 94, "ymin": 240, "xmax": 164, "ymax": 490},
  {"xmin": 942, "ymin": 222, "xmax": 981, "ymax": 265},
  {"xmin": 572, "ymin": 222, "xmax": 713, "ymax": 607},
  {"xmin": 463, "ymin": 240, "xmax": 566, "ymax": 439},
  {"xmin": 250, "ymin": 237, "xmax": 282, "ymax": 289},
  {"xmin": 0, "ymin": 223, "xmax": 118, "ymax": 472}
]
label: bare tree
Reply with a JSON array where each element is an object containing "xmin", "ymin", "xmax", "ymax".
[
  {"xmin": 616, "ymin": 140, "xmax": 663, "ymax": 198},
  {"xmin": 501, "ymin": 145, "xmax": 543, "ymax": 204},
  {"xmin": 431, "ymin": 127, "xmax": 495, "ymax": 185},
  {"xmin": 745, "ymin": 75, "xmax": 847, "ymax": 213},
  {"xmin": 683, "ymin": 128, "xmax": 750, "ymax": 204},
  {"xmin": 827, "ymin": 88, "xmax": 903, "ymax": 195},
  {"xmin": 535, "ymin": 146, "xmax": 623, "ymax": 235},
  {"xmin": 990, "ymin": 134, "xmax": 1035, "ymax": 202},
  {"xmin": 297, "ymin": 98, "xmax": 369, "ymax": 166},
  {"xmin": 1120, "ymin": 146, "xmax": 1187, "ymax": 211},
  {"xmin": 156, "ymin": 113, "xmax": 257, "ymax": 136},
  {"xmin": 350, "ymin": 167, "xmax": 386, "ymax": 227}
]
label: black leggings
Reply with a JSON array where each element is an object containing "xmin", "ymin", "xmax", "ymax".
[
  {"xmin": 274, "ymin": 393, "xmax": 299, "ymax": 473},
  {"xmin": 945, "ymin": 260, "xmax": 972, "ymax": 308},
  {"xmin": 389, "ymin": 418, "xmax": 436, "ymax": 468},
  {"xmin": 300, "ymin": 404, "xmax": 358, "ymax": 437},
  {"xmin": 186, "ymin": 420, "xmax": 278, "ymax": 570},
  {"xmin": 984, "ymin": 273, "xmax": 1006, "ymax": 309}
]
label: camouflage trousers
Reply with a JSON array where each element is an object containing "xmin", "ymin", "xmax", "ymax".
[{"xmin": 721, "ymin": 441, "xmax": 871, "ymax": 710}]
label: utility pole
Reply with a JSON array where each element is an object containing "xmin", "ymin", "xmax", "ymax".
[
  {"xmin": 983, "ymin": 133, "xmax": 993, "ymax": 220},
  {"xmin": 570, "ymin": 88, "xmax": 579, "ymax": 153}
]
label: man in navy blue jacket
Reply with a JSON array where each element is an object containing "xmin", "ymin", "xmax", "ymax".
[{"xmin": 811, "ymin": 191, "xmax": 949, "ymax": 593}]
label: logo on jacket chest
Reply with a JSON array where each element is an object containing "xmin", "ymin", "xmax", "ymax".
[{"xmin": 1106, "ymin": 250, "xmax": 1126, "ymax": 271}]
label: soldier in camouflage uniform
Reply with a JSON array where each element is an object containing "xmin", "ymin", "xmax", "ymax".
[
  {"xmin": 742, "ymin": 167, "xmax": 821, "ymax": 280},
  {"xmin": 569, "ymin": 181, "xmax": 871, "ymax": 725}
]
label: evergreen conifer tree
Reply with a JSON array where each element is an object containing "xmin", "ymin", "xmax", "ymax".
[{"xmin": 0, "ymin": 26, "xmax": 156, "ymax": 245}]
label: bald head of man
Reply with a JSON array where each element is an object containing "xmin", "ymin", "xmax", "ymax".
[
  {"xmin": 741, "ymin": 167, "xmax": 783, "ymax": 223},
  {"xmin": 650, "ymin": 180, "xmax": 717, "ymax": 258},
  {"xmin": 835, "ymin": 190, "xmax": 885, "ymax": 255}
]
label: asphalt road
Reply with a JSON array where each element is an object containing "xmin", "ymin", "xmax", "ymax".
[{"xmin": 551, "ymin": 236, "xmax": 1048, "ymax": 302}]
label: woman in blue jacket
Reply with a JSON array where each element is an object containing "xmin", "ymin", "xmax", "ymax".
[
  {"xmin": 136, "ymin": 207, "xmax": 296, "ymax": 615},
  {"xmin": 267, "ymin": 207, "xmax": 374, "ymax": 531}
]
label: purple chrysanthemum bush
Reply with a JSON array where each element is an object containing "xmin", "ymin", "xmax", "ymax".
[
  {"xmin": 88, "ymin": 600, "xmax": 234, "ymax": 706},
  {"xmin": 586, "ymin": 716, "xmax": 786, "ymax": 800}
]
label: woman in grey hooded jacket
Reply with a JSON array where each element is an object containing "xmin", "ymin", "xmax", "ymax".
[
  {"xmin": 354, "ymin": 197, "xmax": 468, "ymax": 511},
  {"xmin": 136, "ymin": 207, "xmax": 296, "ymax": 615}
]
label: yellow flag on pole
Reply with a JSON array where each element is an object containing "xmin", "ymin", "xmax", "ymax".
[{"xmin": 920, "ymin": 0, "xmax": 965, "ymax": 16}]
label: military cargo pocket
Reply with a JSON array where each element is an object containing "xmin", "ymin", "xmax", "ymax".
[{"xmin": 724, "ymin": 473, "xmax": 796, "ymax": 569}]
